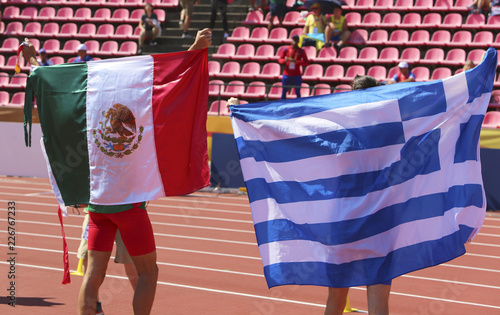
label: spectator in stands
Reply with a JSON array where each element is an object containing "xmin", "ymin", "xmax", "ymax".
[
  {"xmin": 301, "ymin": 3, "xmax": 328, "ymax": 50},
  {"xmin": 469, "ymin": 0, "xmax": 491, "ymax": 15},
  {"xmin": 209, "ymin": 0, "xmax": 230, "ymax": 39},
  {"xmin": 138, "ymin": 3, "xmax": 161, "ymax": 54},
  {"xmin": 491, "ymin": 0, "xmax": 500, "ymax": 15},
  {"xmin": 324, "ymin": 6, "xmax": 351, "ymax": 51},
  {"xmin": 387, "ymin": 62, "xmax": 416, "ymax": 84},
  {"xmin": 73, "ymin": 44, "xmax": 93, "ymax": 63},
  {"xmin": 179, "ymin": 0, "xmax": 201, "ymax": 38},
  {"xmin": 38, "ymin": 48, "xmax": 54, "ymax": 66},
  {"xmin": 267, "ymin": 0, "xmax": 287, "ymax": 31},
  {"xmin": 278, "ymin": 34, "xmax": 310, "ymax": 99},
  {"xmin": 463, "ymin": 60, "xmax": 476, "ymax": 71}
]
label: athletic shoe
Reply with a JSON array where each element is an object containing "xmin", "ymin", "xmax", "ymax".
[{"xmin": 96, "ymin": 302, "xmax": 104, "ymax": 315}]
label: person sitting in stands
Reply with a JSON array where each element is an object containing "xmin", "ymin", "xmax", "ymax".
[
  {"xmin": 469, "ymin": 0, "xmax": 491, "ymax": 15},
  {"xmin": 38, "ymin": 48, "xmax": 54, "ymax": 66},
  {"xmin": 138, "ymin": 3, "xmax": 160, "ymax": 54},
  {"xmin": 73, "ymin": 44, "xmax": 93, "ymax": 63},
  {"xmin": 301, "ymin": 3, "xmax": 328, "ymax": 49},
  {"xmin": 387, "ymin": 62, "xmax": 416, "ymax": 84},
  {"xmin": 324, "ymin": 6, "xmax": 351, "ymax": 50}
]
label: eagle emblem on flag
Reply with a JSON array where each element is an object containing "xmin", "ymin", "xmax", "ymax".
[{"xmin": 93, "ymin": 103, "xmax": 144, "ymax": 158}]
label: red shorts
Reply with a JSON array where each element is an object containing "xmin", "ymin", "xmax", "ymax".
[{"xmin": 88, "ymin": 206, "xmax": 156, "ymax": 256}]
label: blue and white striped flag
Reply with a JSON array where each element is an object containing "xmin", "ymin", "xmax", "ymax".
[{"xmin": 230, "ymin": 48, "xmax": 497, "ymax": 288}]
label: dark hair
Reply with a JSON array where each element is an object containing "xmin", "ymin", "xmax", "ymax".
[{"xmin": 351, "ymin": 75, "xmax": 380, "ymax": 90}]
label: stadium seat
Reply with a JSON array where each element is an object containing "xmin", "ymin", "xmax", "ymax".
[
  {"xmin": 333, "ymin": 84, "xmax": 351, "ymax": 93},
  {"xmin": 208, "ymin": 60, "xmax": 221, "ymax": 77},
  {"xmin": 253, "ymin": 44, "xmax": 274, "ymax": 61},
  {"xmin": 357, "ymin": 47, "xmax": 378, "ymax": 63},
  {"xmin": 2, "ymin": 6, "xmax": 20, "ymax": 20},
  {"xmin": 212, "ymin": 43, "xmax": 236, "ymax": 60},
  {"xmin": 84, "ymin": 40, "xmax": 100, "ymax": 54},
  {"xmin": 114, "ymin": 41, "xmax": 137, "ymax": 56},
  {"xmin": 271, "ymin": 45, "xmax": 288, "ymax": 61},
  {"xmin": 347, "ymin": 29, "xmax": 368, "ymax": 45},
  {"xmin": 5, "ymin": 22, "xmax": 23, "ymax": 35},
  {"xmin": 268, "ymin": 27, "xmax": 288, "ymax": 44},
  {"xmin": 302, "ymin": 46, "xmax": 317, "ymax": 61},
  {"xmin": 399, "ymin": 47, "xmax": 420, "ymax": 63},
  {"xmin": 53, "ymin": 7, "xmax": 73, "ymax": 21},
  {"xmin": 227, "ymin": 26, "xmax": 250, "ymax": 42},
  {"xmin": 387, "ymin": 30, "xmax": 409, "ymax": 46},
  {"xmin": 40, "ymin": 22, "xmax": 60, "ymax": 37},
  {"xmin": 429, "ymin": 30, "xmax": 451, "ymax": 46},
  {"xmin": 482, "ymin": 111, "xmax": 500, "ymax": 128},
  {"xmin": 420, "ymin": 13, "xmax": 442, "ymax": 28},
  {"xmin": 467, "ymin": 49, "xmax": 486, "ymax": 65},
  {"xmin": 92, "ymin": 8, "xmax": 112, "ymax": 23},
  {"xmin": 343, "ymin": 0, "xmax": 356, "ymax": 9},
  {"xmin": 484, "ymin": 15, "xmax": 500, "ymax": 30},
  {"xmin": 19, "ymin": 7, "xmax": 38, "ymax": 20},
  {"xmin": 441, "ymin": 13, "xmax": 462, "ymax": 29},
  {"xmin": 246, "ymin": 27, "xmax": 269, "ymax": 43},
  {"xmin": 356, "ymin": 0, "xmax": 375, "ymax": 10},
  {"xmin": 94, "ymin": 24, "xmax": 115, "ymax": 39},
  {"xmin": 242, "ymin": 10, "xmax": 264, "ymax": 25},
  {"xmin": 469, "ymin": 31, "xmax": 493, "ymax": 48},
  {"xmin": 8, "ymin": 92, "xmax": 25, "ymax": 107},
  {"xmin": 99, "ymin": 41, "xmax": 119, "ymax": 56},
  {"xmin": 60, "ymin": 40, "xmax": 82, "ymax": 54},
  {"xmin": 241, "ymin": 81, "xmax": 266, "ymax": 99},
  {"xmin": 220, "ymin": 80, "xmax": 245, "ymax": 98},
  {"xmin": 67, "ymin": 57, "xmax": 78, "ymax": 63},
  {"xmin": 49, "ymin": 56, "xmax": 65, "ymax": 65},
  {"xmin": 315, "ymin": 47, "xmax": 337, "ymax": 63},
  {"xmin": 414, "ymin": 0, "xmax": 433, "ymax": 10},
  {"xmin": 394, "ymin": 0, "xmax": 413, "ymax": 11},
  {"xmin": 208, "ymin": 100, "xmax": 230, "ymax": 116},
  {"xmin": 336, "ymin": 46, "xmax": 357, "ymax": 63},
  {"xmin": 109, "ymin": 8, "xmax": 130, "ymax": 23},
  {"xmin": 448, "ymin": 30, "xmax": 471, "ymax": 47},
  {"xmin": 209, "ymin": 80, "xmax": 225, "ymax": 97},
  {"xmin": 302, "ymin": 64, "xmax": 324, "ymax": 81},
  {"xmin": 408, "ymin": 30, "xmax": 429, "ymax": 45},
  {"xmin": 106, "ymin": 0, "xmax": 126, "ymax": 6},
  {"xmin": 288, "ymin": 83, "xmax": 310, "ymax": 98},
  {"xmin": 430, "ymin": 67, "xmax": 452, "ymax": 80},
  {"xmin": 366, "ymin": 29, "xmax": 388, "ymax": 45},
  {"xmin": 125, "ymin": 0, "xmax": 143, "ymax": 6},
  {"xmin": 312, "ymin": 83, "xmax": 331, "ymax": 95},
  {"xmin": 345, "ymin": 12, "xmax": 361, "ymax": 28},
  {"xmin": 0, "ymin": 38, "xmax": 19, "ymax": 53},
  {"xmin": 322, "ymin": 65, "xmax": 345, "ymax": 82},
  {"xmin": 60, "ymin": 23, "xmax": 78, "ymax": 37},
  {"xmin": 0, "ymin": 22, "xmax": 4, "ymax": 34},
  {"xmin": 401, "ymin": 13, "xmax": 421, "ymax": 28},
  {"xmin": 359, "ymin": 12, "xmax": 381, "ymax": 28},
  {"xmin": 433, "ymin": 0, "xmax": 453, "ymax": 11},
  {"xmin": 237, "ymin": 62, "xmax": 261, "ymax": 79},
  {"xmin": 6, "ymin": 73, "xmax": 28, "ymax": 89},
  {"xmin": 367, "ymin": 66, "xmax": 387, "ymax": 81},
  {"xmin": 289, "ymin": 27, "xmax": 303, "ymax": 40},
  {"xmin": 463, "ymin": 13, "xmax": 486, "ymax": 29},
  {"xmin": 455, "ymin": 0, "xmax": 473, "ymax": 10},
  {"xmin": 115, "ymin": 24, "xmax": 134, "ymax": 40},
  {"xmin": 440, "ymin": 48, "xmax": 466, "ymax": 66},
  {"xmin": 130, "ymin": 8, "xmax": 144, "ymax": 22},
  {"xmin": 0, "ymin": 73, "xmax": 10, "ymax": 89},
  {"xmin": 232, "ymin": 44, "xmax": 255, "ymax": 61},
  {"xmin": 0, "ymin": 56, "xmax": 5, "ymax": 70},
  {"xmin": 381, "ymin": 12, "xmax": 401, "ymax": 28},
  {"xmin": 268, "ymin": 82, "xmax": 283, "ymax": 99},
  {"xmin": 258, "ymin": 62, "xmax": 281, "ymax": 80},
  {"xmin": 3, "ymin": 56, "xmax": 21, "ymax": 72},
  {"xmin": 73, "ymin": 8, "xmax": 92, "ymax": 22},
  {"xmin": 282, "ymin": 11, "xmax": 302, "ymax": 27},
  {"xmin": 0, "ymin": 91, "xmax": 10, "ymax": 106},
  {"xmin": 215, "ymin": 61, "xmax": 241, "ymax": 79},
  {"xmin": 344, "ymin": 65, "xmax": 366, "ymax": 82},
  {"xmin": 420, "ymin": 48, "xmax": 445, "ymax": 65},
  {"xmin": 412, "ymin": 66, "xmax": 430, "ymax": 81},
  {"xmin": 74, "ymin": 23, "xmax": 97, "ymax": 39}
]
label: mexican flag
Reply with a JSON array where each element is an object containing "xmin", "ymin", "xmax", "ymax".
[{"xmin": 24, "ymin": 49, "xmax": 210, "ymax": 207}]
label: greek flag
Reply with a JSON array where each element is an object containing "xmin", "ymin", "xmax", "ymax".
[{"xmin": 230, "ymin": 48, "xmax": 497, "ymax": 288}]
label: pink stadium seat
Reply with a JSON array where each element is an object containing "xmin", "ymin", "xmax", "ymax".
[
  {"xmin": 74, "ymin": 23, "xmax": 97, "ymax": 39},
  {"xmin": 73, "ymin": 8, "xmax": 92, "ymax": 22},
  {"xmin": 84, "ymin": 40, "xmax": 100, "ymax": 54},
  {"xmin": 302, "ymin": 64, "xmax": 324, "ymax": 81},
  {"xmin": 60, "ymin": 23, "xmax": 78, "ymax": 37},
  {"xmin": 67, "ymin": 57, "xmax": 78, "ymax": 63},
  {"xmin": 302, "ymin": 46, "xmax": 317, "ymax": 61},
  {"xmin": 388, "ymin": 67, "xmax": 400, "ymax": 81},
  {"xmin": 289, "ymin": 27, "xmax": 303, "ymax": 40},
  {"xmin": 41, "ymin": 22, "xmax": 60, "ymax": 37},
  {"xmin": 315, "ymin": 47, "xmax": 337, "ymax": 63},
  {"xmin": 282, "ymin": 11, "xmax": 302, "ymax": 27},
  {"xmin": 359, "ymin": 12, "xmax": 381, "ymax": 28},
  {"xmin": 227, "ymin": 26, "xmax": 250, "ymax": 42},
  {"xmin": 412, "ymin": 66, "xmax": 430, "ymax": 81},
  {"xmin": 356, "ymin": 0, "xmax": 375, "ymax": 10},
  {"xmin": 312, "ymin": 83, "xmax": 331, "ymax": 95},
  {"xmin": 334, "ymin": 84, "xmax": 351, "ymax": 93},
  {"xmin": 455, "ymin": 0, "xmax": 473, "ymax": 9},
  {"xmin": 414, "ymin": 0, "xmax": 433, "ymax": 10},
  {"xmin": 344, "ymin": 65, "xmax": 366, "ymax": 81},
  {"xmin": 92, "ymin": 8, "xmax": 112, "ymax": 23},
  {"xmin": 271, "ymin": 45, "xmax": 288, "ymax": 62},
  {"xmin": 288, "ymin": 83, "xmax": 310, "ymax": 98},
  {"xmin": 440, "ymin": 48, "xmax": 466, "ymax": 66},
  {"xmin": 2, "ymin": 6, "xmax": 20, "ymax": 20},
  {"xmin": 401, "ymin": 13, "xmax": 421, "ymax": 28},
  {"xmin": 268, "ymin": 27, "xmax": 288, "ymax": 44},
  {"xmin": 114, "ymin": 41, "xmax": 137, "ymax": 56},
  {"xmin": 208, "ymin": 100, "xmax": 229, "ymax": 116},
  {"xmin": 367, "ymin": 66, "xmax": 387, "ymax": 81},
  {"xmin": 484, "ymin": 15, "xmax": 500, "ymax": 30},
  {"xmin": 125, "ymin": 0, "xmax": 144, "ymax": 6},
  {"xmin": 208, "ymin": 60, "xmax": 221, "ymax": 77},
  {"xmin": 99, "ymin": 41, "xmax": 119, "ymax": 56},
  {"xmin": 209, "ymin": 80, "xmax": 225, "ymax": 97},
  {"xmin": 246, "ymin": 27, "xmax": 269, "ymax": 43},
  {"xmin": 115, "ymin": 24, "xmax": 134, "ymax": 40},
  {"xmin": 19, "ymin": 7, "xmax": 38, "ymax": 20},
  {"xmin": 387, "ymin": 30, "xmax": 409, "ymax": 46},
  {"xmin": 60, "ymin": 40, "xmax": 82, "ymax": 54},
  {"xmin": 420, "ymin": 13, "xmax": 442, "ymax": 28},
  {"xmin": 242, "ymin": 10, "xmax": 264, "ymax": 25},
  {"xmin": 408, "ymin": 30, "xmax": 429, "ymax": 45},
  {"xmin": 469, "ymin": 31, "xmax": 493, "ymax": 48},
  {"xmin": 433, "ymin": 0, "xmax": 453, "ymax": 10},
  {"xmin": 5, "ymin": 22, "xmax": 23, "ymax": 35},
  {"xmin": 381, "ymin": 12, "xmax": 401, "ymax": 28},
  {"xmin": 429, "ymin": 30, "xmax": 451, "ymax": 46},
  {"xmin": 441, "ymin": 13, "xmax": 462, "ymax": 29},
  {"xmin": 343, "ymin": 0, "xmax": 356, "ymax": 9},
  {"xmin": 241, "ymin": 81, "xmax": 266, "ymax": 99},
  {"xmin": 259, "ymin": 62, "xmax": 281, "ymax": 80},
  {"xmin": 94, "ymin": 24, "xmax": 115, "ymax": 39},
  {"xmin": 430, "ymin": 67, "xmax": 452, "ymax": 80},
  {"xmin": 448, "ymin": 30, "xmax": 472, "ymax": 47},
  {"xmin": 29, "ymin": 38, "xmax": 41, "ymax": 51},
  {"xmin": 394, "ymin": 0, "xmax": 413, "ymax": 10},
  {"xmin": 53, "ymin": 7, "xmax": 73, "ymax": 21},
  {"xmin": 220, "ymin": 80, "xmax": 245, "ymax": 98},
  {"xmin": 262, "ymin": 12, "xmax": 272, "ymax": 26},
  {"xmin": 0, "ymin": 38, "xmax": 20, "ymax": 53},
  {"xmin": 8, "ymin": 92, "xmax": 25, "ymax": 107},
  {"xmin": 0, "ymin": 73, "xmax": 10, "ymax": 89},
  {"xmin": 0, "ymin": 91, "xmax": 10, "ymax": 106},
  {"xmin": 357, "ymin": 47, "xmax": 378, "ymax": 63},
  {"xmin": 3, "ymin": 56, "xmax": 22, "ymax": 72},
  {"xmin": 0, "ymin": 56, "xmax": 5, "ymax": 70},
  {"xmin": 130, "ymin": 9, "xmax": 144, "ymax": 22},
  {"xmin": 366, "ymin": 29, "xmax": 388, "ymax": 45},
  {"xmin": 467, "ymin": 49, "xmax": 486, "ymax": 65},
  {"xmin": 7, "ymin": 73, "xmax": 28, "ymax": 89},
  {"xmin": 0, "ymin": 22, "xmax": 4, "ymax": 34},
  {"xmin": 345, "ymin": 12, "xmax": 361, "ymax": 28},
  {"xmin": 420, "ymin": 48, "xmax": 445, "ymax": 65},
  {"xmin": 463, "ymin": 13, "xmax": 486, "ymax": 29},
  {"xmin": 322, "ymin": 65, "xmax": 344, "ymax": 82},
  {"xmin": 482, "ymin": 111, "xmax": 500, "ymax": 128},
  {"xmin": 253, "ymin": 45, "xmax": 274, "ymax": 61},
  {"xmin": 237, "ymin": 62, "xmax": 261, "ymax": 79},
  {"xmin": 268, "ymin": 82, "xmax": 283, "ymax": 99},
  {"xmin": 215, "ymin": 61, "xmax": 241, "ymax": 79},
  {"xmin": 49, "ymin": 56, "xmax": 65, "ymax": 65},
  {"xmin": 347, "ymin": 29, "xmax": 368, "ymax": 45},
  {"xmin": 109, "ymin": 8, "xmax": 130, "ymax": 23},
  {"xmin": 232, "ymin": 44, "xmax": 255, "ymax": 61},
  {"xmin": 377, "ymin": 47, "xmax": 399, "ymax": 63},
  {"xmin": 106, "ymin": 0, "xmax": 125, "ymax": 6},
  {"xmin": 374, "ymin": 0, "xmax": 393, "ymax": 10},
  {"xmin": 336, "ymin": 46, "xmax": 357, "ymax": 63},
  {"xmin": 153, "ymin": 9, "xmax": 165, "ymax": 23},
  {"xmin": 212, "ymin": 43, "xmax": 236, "ymax": 60}
]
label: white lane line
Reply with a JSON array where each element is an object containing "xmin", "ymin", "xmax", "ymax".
[
  {"xmin": 440, "ymin": 263, "xmax": 500, "ymax": 273},
  {"xmin": 400, "ymin": 274, "xmax": 500, "ymax": 290},
  {"xmin": 482, "ymin": 225, "xmax": 500, "ymax": 229},
  {"xmin": 476, "ymin": 233, "xmax": 500, "ymax": 238},
  {"xmin": 468, "ymin": 242, "xmax": 500, "ymax": 248},
  {"xmin": 465, "ymin": 252, "xmax": 500, "ymax": 260}
]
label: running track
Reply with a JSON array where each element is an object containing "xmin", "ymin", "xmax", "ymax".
[{"xmin": 0, "ymin": 176, "xmax": 499, "ymax": 315}]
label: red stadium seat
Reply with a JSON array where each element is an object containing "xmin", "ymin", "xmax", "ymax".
[
  {"xmin": 208, "ymin": 60, "xmax": 221, "ymax": 77},
  {"xmin": 115, "ymin": 24, "xmax": 134, "ymax": 40},
  {"xmin": 467, "ymin": 49, "xmax": 486, "ymax": 65},
  {"xmin": 258, "ymin": 62, "xmax": 281, "ymax": 80},
  {"xmin": 343, "ymin": 0, "xmax": 356, "ymax": 9},
  {"xmin": 0, "ymin": 56, "xmax": 5, "ymax": 70},
  {"xmin": 53, "ymin": 7, "xmax": 73, "ymax": 21},
  {"xmin": 106, "ymin": 0, "xmax": 125, "ymax": 6},
  {"xmin": 412, "ymin": 66, "xmax": 430, "ymax": 81},
  {"xmin": 455, "ymin": 0, "xmax": 474, "ymax": 9},
  {"xmin": 429, "ymin": 30, "xmax": 451, "ymax": 46},
  {"xmin": 0, "ymin": 38, "xmax": 20, "ymax": 53},
  {"xmin": 49, "ymin": 56, "xmax": 65, "ymax": 65},
  {"xmin": 288, "ymin": 83, "xmax": 310, "ymax": 98},
  {"xmin": 333, "ymin": 84, "xmax": 351, "ymax": 93},
  {"xmin": 0, "ymin": 22, "xmax": 4, "ymax": 34},
  {"xmin": 420, "ymin": 13, "xmax": 442, "ymax": 28},
  {"xmin": 92, "ymin": 8, "xmax": 112, "ymax": 23},
  {"xmin": 357, "ymin": 47, "xmax": 378, "ymax": 64},
  {"xmin": 302, "ymin": 46, "xmax": 317, "ymax": 61},
  {"xmin": 19, "ymin": 7, "xmax": 38, "ymax": 20},
  {"xmin": 271, "ymin": 45, "xmax": 288, "ymax": 62},
  {"xmin": 0, "ymin": 73, "xmax": 10, "ymax": 89},
  {"xmin": 232, "ymin": 44, "xmax": 255, "ymax": 61},
  {"xmin": 3, "ymin": 56, "xmax": 22, "ymax": 72},
  {"xmin": 40, "ymin": 22, "xmax": 60, "ymax": 37},
  {"xmin": 414, "ymin": 0, "xmax": 433, "ymax": 10},
  {"xmin": 209, "ymin": 80, "xmax": 225, "ymax": 97},
  {"xmin": 0, "ymin": 91, "xmax": 10, "ymax": 106},
  {"xmin": 208, "ymin": 100, "xmax": 229, "ymax": 116},
  {"xmin": 153, "ymin": 9, "xmax": 165, "ymax": 23},
  {"xmin": 237, "ymin": 62, "xmax": 261, "ymax": 79},
  {"xmin": 227, "ymin": 26, "xmax": 250, "ymax": 43},
  {"xmin": 336, "ymin": 46, "xmax": 357, "ymax": 63},
  {"xmin": 441, "ymin": 13, "xmax": 462, "ymax": 29},
  {"xmin": 95, "ymin": 24, "xmax": 115, "ymax": 39},
  {"xmin": 420, "ymin": 48, "xmax": 445, "ymax": 65},
  {"xmin": 84, "ymin": 40, "xmax": 100, "ymax": 54},
  {"xmin": 469, "ymin": 31, "xmax": 493, "ymax": 48},
  {"xmin": 73, "ymin": 8, "xmax": 92, "ymax": 22},
  {"xmin": 482, "ymin": 111, "xmax": 500, "ymax": 128},
  {"xmin": 408, "ymin": 30, "xmax": 429, "ymax": 45},
  {"xmin": 448, "ymin": 30, "xmax": 472, "ymax": 47},
  {"xmin": 381, "ymin": 12, "xmax": 401, "ymax": 28},
  {"xmin": 8, "ymin": 92, "xmax": 25, "ymax": 107},
  {"xmin": 484, "ymin": 15, "xmax": 500, "ymax": 30},
  {"xmin": 5, "ymin": 22, "xmax": 23, "ymax": 35},
  {"xmin": 2, "ymin": 6, "xmax": 20, "ymax": 20},
  {"xmin": 67, "ymin": 57, "xmax": 78, "ymax": 63},
  {"xmin": 125, "ymin": 0, "xmax": 144, "ymax": 6},
  {"xmin": 109, "ymin": 8, "xmax": 130, "ymax": 23},
  {"xmin": 241, "ymin": 81, "xmax": 266, "ymax": 99},
  {"xmin": 60, "ymin": 23, "xmax": 78, "ymax": 37},
  {"xmin": 7, "ymin": 73, "xmax": 28, "ymax": 89},
  {"xmin": 345, "ymin": 12, "xmax": 361, "ymax": 28},
  {"xmin": 312, "ymin": 83, "xmax": 331, "ymax": 95},
  {"xmin": 388, "ymin": 67, "xmax": 400, "ymax": 81},
  {"xmin": 378, "ymin": 47, "xmax": 399, "ymax": 64},
  {"xmin": 215, "ymin": 61, "xmax": 241, "ymax": 79},
  {"xmin": 289, "ymin": 28, "xmax": 303, "ymax": 40},
  {"xmin": 268, "ymin": 82, "xmax": 283, "ymax": 99},
  {"xmin": 246, "ymin": 27, "xmax": 269, "ymax": 43},
  {"xmin": 60, "ymin": 40, "xmax": 82, "ymax": 54},
  {"xmin": 220, "ymin": 80, "xmax": 245, "ymax": 98},
  {"xmin": 394, "ymin": 0, "xmax": 413, "ymax": 11},
  {"xmin": 463, "ymin": 13, "xmax": 486, "ymax": 29},
  {"xmin": 74, "ymin": 23, "xmax": 97, "ymax": 39},
  {"xmin": 114, "ymin": 41, "xmax": 137, "ymax": 56},
  {"xmin": 282, "ymin": 11, "xmax": 302, "ymax": 27},
  {"xmin": 374, "ymin": 0, "xmax": 393, "ymax": 10},
  {"xmin": 367, "ymin": 66, "xmax": 387, "ymax": 81},
  {"xmin": 315, "ymin": 47, "xmax": 337, "ymax": 63},
  {"xmin": 212, "ymin": 43, "xmax": 236, "ymax": 60},
  {"xmin": 344, "ymin": 65, "xmax": 366, "ymax": 81},
  {"xmin": 253, "ymin": 44, "xmax": 274, "ymax": 61},
  {"xmin": 347, "ymin": 29, "xmax": 368, "ymax": 45},
  {"xmin": 387, "ymin": 30, "xmax": 409, "ymax": 46},
  {"xmin": 440, "ymin": 48, "xmax": 466, "ymax": 66},
  {"xmin": 359, "ymin": 12, "xmax": 381, "ymax": 28},
  {"xmin": 401, "ymin": 13, "xmax": 421, "ymax": 28},
  {"xmin": 99, "ymin": 41, "xmax": 119, "ymax": 56},
  {"xmin": 130, "ymin": 9, "xmax": 144, "ymax": 22},
  {"xmin": 433, "ymin": 0, "xmax": 453, "ymax": 11},
  {"xmin": 366, "ymin": 29, "xmax": 388, "ymax": 45},
  {"xmin": 322, "ymin": 65, "xmax": 344, "ymax": 82},
  {"xmin": 242, "ymin": 10, "xmax": 264, "ymax": 25},
  {"xmin": 302, "ymin": 64, "xmax": 324, "ymax": 81},
  {"xmin": 430, "ymin": 67, "xmax": 452, "ymax": 80},
  {"xmin": 268, "ymin": 27, "xmax": 288, "ymax": 44},
  {"xmin": 356, "ymin": 0, "xmax": 375, "ymax": 10}
]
